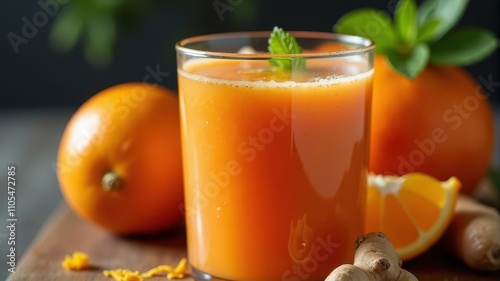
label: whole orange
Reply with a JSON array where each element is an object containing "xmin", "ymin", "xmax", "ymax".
[
  {"xmin": 56, "ymin": 82, "xmax": 184, "ymax": 234},
  {"xmin": 369, "ymin": 55, "xmax": 495, "ymax": 194}
]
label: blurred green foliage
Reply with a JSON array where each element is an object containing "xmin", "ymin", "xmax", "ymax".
[
  {"xmin": 49, "ymin": 0, "xmax": 151, "ymax": 68},
  {"xmin": 49, "ymin": 0, "xmax": 259, "ymax": 68},
  {"xmin": 490, "ymin": 167, "xmax": 500, "ymax": 192}
]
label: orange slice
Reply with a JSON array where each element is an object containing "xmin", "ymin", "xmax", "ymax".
[{"xmin": 366, "ymin": 173, "xmax": 461, "ymax": 261}]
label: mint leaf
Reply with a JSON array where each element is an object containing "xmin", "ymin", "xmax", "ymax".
[
  {"xmin": 268, "ymin": 26, "xmax": 306, "ymax": 71},
  {"xmin": 416, "ymin": 19, "xmax": 441, "ymax": 43},
  {"xmin": 429, "ymin": 27, "xmax": 498, "ymax": 66},
  {"xmin": 386, "ymin": 43, "xmax": 429, "ymax": 79},
  {"xmin": 334, "ymin": 8, "xmax": 397, "ymax": 53},
  {"xmin": 417, "ymin": 0, "xmax": 469, "ymax": 41},
  {"xmin": 395, "ymin": 0, "xmax": 417, "ymax": 45}
]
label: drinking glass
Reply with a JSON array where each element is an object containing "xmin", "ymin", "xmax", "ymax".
[{"xmin": 176, "ymin": 31, "xmax": 374, "ymax": 281}]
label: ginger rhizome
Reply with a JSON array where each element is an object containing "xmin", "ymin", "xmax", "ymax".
[
  {"xmin": 325, "ymin": 232, "xmax": 418, "ymax": 281},
  {"xmin": 441, "ymin": 195, "xmax": 500, "ymax": 271}
]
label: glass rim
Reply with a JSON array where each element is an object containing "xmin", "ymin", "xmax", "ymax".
[{"xmin": 175, "ymin": 31, "xmax": 375, "ymax": 59}]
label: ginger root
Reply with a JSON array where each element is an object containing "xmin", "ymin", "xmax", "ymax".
[
  {"xmin": 441, "ymin": 194, "xmax": 500, "ymax": 271},
  {"xmin": 325, "ymin": 232, "xmax": 417, "ymax": 281}
]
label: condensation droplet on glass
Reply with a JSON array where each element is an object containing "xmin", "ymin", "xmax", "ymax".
[{"xmin": 215, "ymin": 207, "xmax": 221, "ymax": 219}]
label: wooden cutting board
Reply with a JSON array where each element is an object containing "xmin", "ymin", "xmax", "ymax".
[{"xmin": 7, "ymin": 202, "xmax": 500, "ymax": 281}]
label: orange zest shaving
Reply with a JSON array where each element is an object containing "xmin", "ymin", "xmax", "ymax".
[
  {"xmin": 141, "ymin": 265, "xmax": 173, "ymax": 278},
  {"xmin": 61, "ymin": 251, "xmax": 90, "ymax": 271},
  {"xmin": 167, "ymin": 258, "xmax": 188, "ymax": 279},
  {"xmin": 103, "ymin": 258, "xmax": 188, "ymax": 280},
  {"xmin": 103, "ymin": 269, "xmax": 143, "ymax": 281},
  {"xmin": 61, "ymin": 251, "xmax": 187, "ymax": 280}
]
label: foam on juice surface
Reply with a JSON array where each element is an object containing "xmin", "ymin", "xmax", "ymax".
[{"xmin": 179, "ymin": 58, "xmax": 373, "ymax": 88}]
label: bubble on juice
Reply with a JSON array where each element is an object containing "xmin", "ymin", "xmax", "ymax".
[
  {"xmin": 237, "ymin": 45, "xmax": 257, "ymax": 54},
  {"xmin": 179, "ymin": 58, "xmax": 373, "ymax": 88},
  {"xmin": 179, "ymin": 68, "xmax": 373, "ymax": 89}
]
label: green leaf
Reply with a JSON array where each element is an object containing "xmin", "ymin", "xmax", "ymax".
[
  {"xmin": 268, "ymin": 26, "xmax": 306, "ymax": 71},
  {"xmin": 488, "ymin": 167, "xmax": 500, "ymax": 193},
  {"xmin": 386, "ymin": 43, "xmax": 430, "ymax": 79},
  {"xmin": 83, "ymin": 11, "xmax": 116, "ymax": 68},
  {"xmin": 334, "ymin": 8, "xmax": 397, "ymax": 53},
  {"xmin": 49, "ymin": 6, "xmax": 84, "ymax": 52},
  {"xmin": 417, "ymin": 0, "xmax": 469, "ymax": 41},
  {"xmin": 429, "ymin": 27, "xmax": 498, "ymax": 66},
  {"xmin": 416, "ymin": 19, "xmax": 441, "ymax": 43},
  {"xmin": 394, "ymin": 0, "xmax": 418, "ymax": 45}
]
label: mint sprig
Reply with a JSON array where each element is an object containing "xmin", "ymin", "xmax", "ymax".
[
  {"xmin": 268, "ymin": 26, "xmax": 307, "ymax": 72},
  {"xmin": 334, "ymin": 0, "xmax": 498, "ymax": 79}
]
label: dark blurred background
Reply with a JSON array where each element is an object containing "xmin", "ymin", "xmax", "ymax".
[
  {"xmin": 1, "ymin": 2, "xmax": 499, "ymax": 279},
  {"xmin": 2, "ymin": 0, "xmax": 500, "ymax": 110}
]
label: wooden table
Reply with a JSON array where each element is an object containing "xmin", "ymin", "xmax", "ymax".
[
  {"xmin": 2, "ymin": 109, "xmax": 500, "ymax": 281},
  {"xmin": 6, "ymin": 201, "xmax": 500, "ymax": 281},
  {"xmin": 6, "ymin": 203, "xmax": 190, "ymax": 281}
]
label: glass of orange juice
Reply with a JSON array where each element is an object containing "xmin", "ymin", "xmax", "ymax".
[{"xmin": 176, "ymin": 31, "xmax": 374, "ymax": 281}]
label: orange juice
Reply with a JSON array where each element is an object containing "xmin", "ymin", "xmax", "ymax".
[
  {"xmin": 179, "ymin": 62, "xmax": 372, "ymax": 280},
  {"xmin": 177, "ymin": 32, "xmax": 374, "ymax": 280}
]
